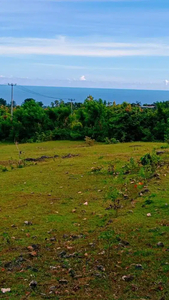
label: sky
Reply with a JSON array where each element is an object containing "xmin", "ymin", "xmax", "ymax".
[{"xmin": 0, "ymin": 0, "xmax": 169, "ymax": 89}]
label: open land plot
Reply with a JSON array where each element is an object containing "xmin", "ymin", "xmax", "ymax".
[{"xmin": 0, "ymin": 141, "xmax": 169, "ymax": 300}]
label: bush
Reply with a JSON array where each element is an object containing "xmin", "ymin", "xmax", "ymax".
[{"xmin": 111, "ymin": 138, "xmax": 119, "ymax": 144}]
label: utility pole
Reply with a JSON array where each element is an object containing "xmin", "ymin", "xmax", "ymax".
[
  {"xmin": 8, "ymin": 83, "xmax": 16, "ymax": 120},
  {"xmin": 68, "ymin": 98, "xmax": 75, "ymax": 115}
]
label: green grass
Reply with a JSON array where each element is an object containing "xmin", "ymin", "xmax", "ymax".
[{"xmin": 0, "ymin": 140, "xmax": 169, "ymax": 299}]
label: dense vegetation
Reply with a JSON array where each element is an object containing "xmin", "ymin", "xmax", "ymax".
[{"xmin": 0, "ymin": 96, "xmax": 169, "ymax": 143}]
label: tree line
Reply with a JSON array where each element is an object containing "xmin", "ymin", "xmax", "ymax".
[{"xmin": 0, "ymin": 96, "xmax": 169, "ymax": 143}]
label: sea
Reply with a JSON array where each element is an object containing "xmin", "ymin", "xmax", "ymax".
[{"xmin": 0, "ymin": 85, "xmax": 169, "ymax": 106}]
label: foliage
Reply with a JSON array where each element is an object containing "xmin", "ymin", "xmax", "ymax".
[{"xmin": 1, "ymin": 97, "xmax": 169, "ymax": 143}]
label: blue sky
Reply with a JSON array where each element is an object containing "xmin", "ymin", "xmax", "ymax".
[{"xmin": 0, "ymin": 0, "xmax": 169, "ymax": 89}]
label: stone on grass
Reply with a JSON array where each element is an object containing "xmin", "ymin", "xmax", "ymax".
[
  {"xmin": 59, "ymin": 279, "xmax": 68, "ymax": 285},
  {"xmin": 157, "ymin": 242, "xmax": 164, "ymax": 247},
  {"xmin": 122, "ymin": 275, "xmax": 134, "ymax": 282},
  {"xmin": 147, "ymin": 213, "xmax": 151, "ymax": 217},
  {"xmin": 24, "ymin": 221, "xmax": 32, "ymax": 225},
  {"xmin": 135, "ymin": 264, "xmax": 143, "ymax": 270},
  {"xmin": 1, "ymin": 288, "xmax": 11, "ymax": 294},
  {"xmin": 97, "ymin": 265, "xmax": 105, "ymax": 272},
  {"xmin": 29, "ymin": 281, "xmax": 37, "ymax": 288}
]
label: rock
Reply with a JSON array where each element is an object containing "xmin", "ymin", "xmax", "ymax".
[
  {"xmin": 58, "ymin": 250, "xmax": 67, "ymax": 258},
  {"xmin": 135, "ymin": 264, "xmax": 143, "ymax": 270},
  {"xmin": 71, "ymin": 234, "xmax": 84, "ymax": 240},
  {"xmin": 24, "ymin": 221, "xmax": 32, "ymax": 225},
  {"xmin": 49, "ymin": 286, "xmax": 56, "ymax": 291},
  {"xmin": 31, "ymin": 244, "xmax": 40, "ymax": 250},
  {"xmin": 147, "ymin": 213, "xmax": 151, "ymax": 217},
  {"xmin": 122, "ymin": 275, "xmax": 134, "ymax": 282},
  {"xmin": 50, "ymin": 237, "xmax": 56, "ymax": 242},
  {"xmin": 83, "ymin": 202, "xmax": 88, "ymax": 206},
  {"xmin": 139, "ymin": 189, "xmax": 149, "ymax": 195},
  {"xmin": 11, "ymin": 224, "xmax": 17, "ymax": 228},
  {"xmin": 29, "ymin": 281, "xmax": 37, "ymax": 288},
  {"xmin": 50, "ymin": 266, "xmax": 57, "ymax": 270},
  {"xmin": 128, "ymin": 210, "xmax": 133, "ymax": 214},
  {"xmin": 99, "ymin": 250, "xmax": 105, "ymax": 255},
  {"xmin": 59, "ymin": 279, "xmax": 68, "ymax": 285},
  {"xmin": 157, "ymin": 242, "xmax": 164, "ymax": 247},
  {"xmin": 121, "ymin": 240, "xmax": 130, "ymax": 246},
  {"xmin": 97, "ymin": 265, "xmax": 105, "ymax": 272},
  {"xmin": 1, "ymin": 288, "xmax": 11, "ymax": 294}
]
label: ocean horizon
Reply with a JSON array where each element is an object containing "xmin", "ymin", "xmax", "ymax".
[{"xmin": 0, "ymin": 85, "xmax": 169, "ymax": 106}]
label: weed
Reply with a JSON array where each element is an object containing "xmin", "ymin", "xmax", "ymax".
[
  {"xmin": 99, "ymin": 230, "xmax": 114, "ymax": 259},
  {"xmin": 85, "ymin": 136, "xmax": 95, "ymax": 146}
]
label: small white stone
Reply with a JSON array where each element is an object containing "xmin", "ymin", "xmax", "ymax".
[
  {"xmin": 147, "ymin": 213, "xmax": 151, "ymax": 217},
  {"xmin": 1, "ymin": 288, "xmax": 11, "ymax": 294}
]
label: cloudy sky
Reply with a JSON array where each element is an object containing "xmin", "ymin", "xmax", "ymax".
[{"xmin": 0, "ymin": 0, "xmax": 169, "ymax": 89}]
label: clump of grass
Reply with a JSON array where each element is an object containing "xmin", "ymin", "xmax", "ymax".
[
  {"xmin": 85, "ymin": 136, "xmax": 95, "ymax": 146},
  {"xmin": 91, "ymin": 166, "xmax": 103, "ymax": 173}
]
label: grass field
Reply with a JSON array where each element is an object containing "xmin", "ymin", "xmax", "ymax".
[{"xmin": 0, "ymin": 140, "xmax": 169, "ymax": 300}]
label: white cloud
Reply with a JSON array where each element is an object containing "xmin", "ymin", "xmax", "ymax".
[
  {"xmin": 80, "ymin": 75, "xmax": 86, "ymax": 81},
  {"xmin": 1, "ymin": 36, "xmax": 169, "ymax": 58},
  {"xmin": 165, "ymin": 80, "xmax": 169, "ymax": 85}
]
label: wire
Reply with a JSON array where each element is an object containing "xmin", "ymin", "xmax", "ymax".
[
  {"xmin": 16, "ymin": 85, "xmax": 75, "ymax": 101},
  {"xmin": 16, "ymin": 85, "xmax": 60, "ymax": 100}
]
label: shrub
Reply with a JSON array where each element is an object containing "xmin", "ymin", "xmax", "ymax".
[{"xmin": 111, "ymin": 138, "xmax": 119, "ymax": 144}]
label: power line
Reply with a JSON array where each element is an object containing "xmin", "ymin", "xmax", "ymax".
[
  {"xmin": 1, "ymin": 83, "xmax": 77, "ymax": 103},
  {"xmin": 16, "ymin": 85, "xmax": 62, "ymax": 100}
]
